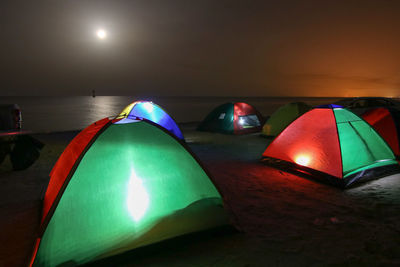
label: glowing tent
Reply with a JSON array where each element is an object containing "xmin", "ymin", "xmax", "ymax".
[
  {"xmin": 118, "ymin": 101, "xmax": 184, "ymax": 140},
  {"xmin": 30, "ymin": 117, "xmax": 227, "ymax": 267},
  {"xmin": 197, "ymin": 102, "xmax": 263, "ymax": 134},
  {"xmin": 262, "ymin": 102, "xmax": 311, "ymax": 137},
  {"xmin": 261, "ymin": 105, "xmax": 400, "ymax": 187},
  {"xmin": 361, "ymin": 107, "xmax": 400, "ymax": 159}
]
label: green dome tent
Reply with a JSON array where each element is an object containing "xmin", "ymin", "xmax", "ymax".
[
  {"xmin": 262, "ymin": 102, "xmax": 311, "ymax": 137},
  {"xmin": 197, "ymin": 102, "xmax": 263, "ymax": 134},
  {"xmin": 30, "ymin": 117, "xmax": 228, "ymax": 267}
]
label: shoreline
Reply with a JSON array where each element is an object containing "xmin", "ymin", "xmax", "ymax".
[{"xmin": 0, "ymin": 96, "xmax": 342, "ymax": 133}]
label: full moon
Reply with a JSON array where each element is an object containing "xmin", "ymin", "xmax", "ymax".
[{"xmin": 96, "ymin": 29, "xmax": 107, "ymax": 40}]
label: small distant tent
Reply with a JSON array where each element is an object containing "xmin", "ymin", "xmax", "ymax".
[
  {"xmin": 197, "ymin": 102, "xmax": 263, "ymax": 134},
  {"xmin": 117, "ymin": 101, "xmax": 184, "ymax": 140},
  {"xmin": 261, "ymin": 104, "xmax": 400, "ymax": 187},
  {"xmin": 262, "ymin": 102, "xmax": 311, "ymax": 137},
  {"xmin": 361, "ymin": 107, "xmax": 400, "ymax": 158},
  {"xmin": 30, "ymin": 117, "xmax": 227, "ymax": 267}
]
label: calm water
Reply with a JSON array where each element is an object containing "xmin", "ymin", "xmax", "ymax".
[{"xmin": 0, "ymin": 96, "xmax": 342, "ymax": 133}]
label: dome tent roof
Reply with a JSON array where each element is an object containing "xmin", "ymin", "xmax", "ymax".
[
  {"xmin": 261, "ymin": 106, "xmax": 400, "ymax": 187},
  {"xmin": 118, "ymin": 101, "xmax": 184, "ymax": 140},
  {"xmin": 30, "ymin": 117, "xmax": 227, "ymax": 266},
  {"xmin": 197, "ymin": 102, "xmax": 263, "ymax": 134}
]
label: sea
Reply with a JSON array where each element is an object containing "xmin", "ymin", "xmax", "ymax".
[{"xmin": 0, "ymin": 96, "xmax": 343, "ymax": 133}]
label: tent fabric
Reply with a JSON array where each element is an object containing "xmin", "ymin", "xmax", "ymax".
[
  {"xmin": 41, "ymin": 117, "xmax": 111, "ymax": 226},
  {"xmin": 314, "ymin": 104, "xmax": 343, "ymax": 109},
  {"xmin": 117, "ymin": 101, "xmax": 184, "ymax": 140},
  {"xmin": 361, "ymin": 107, "xmax": 400, "ymax": 158},
  {"xmin": 263, "ymin": 108, "xmax": 343, "ymax": 178},
  {"xmin": 261, "ymin": 106, "xmax": 400, "ymax": 187},
  {"xmin": 262, "ymin": 102, "xmax": 311, "ymax": 137},
  {"xmin": 334, "ymin": 108, "xmax": 396, "ymax": 176},
  {"xmin": 197, "ymin": 103, "xmax": 235, "ymax": 134},
  {"xmin": 31, "ymin": 118, "xmax": 227, "ymax": 267},
  {"xmin": 197, "ymin": 102, "xmax": 263, "ymax": 134}
]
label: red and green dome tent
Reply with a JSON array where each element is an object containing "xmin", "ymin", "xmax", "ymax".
[
  {"xmin": 30, "ymin": 117, "xmax": 227, "ymax": 266},
  {"xmin": 361, "ymin": 107, "xmax": 400, "ymax": 159},
  {"xmin": 197, "ymin": 102, "xmax": 263, "ymax": 134},
  {"xmin": 261, "ymin": 104, "xmax": 400, "ymax": 187},
  {"xmin": 117, "ymin": 100, "xmax": 184, "ymax": 140}
]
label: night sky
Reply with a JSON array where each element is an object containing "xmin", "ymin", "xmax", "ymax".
[{"xmin": 1, "ymin": 0, "xmax": 400, "ymax": 97}]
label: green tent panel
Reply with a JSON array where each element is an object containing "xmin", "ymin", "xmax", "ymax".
[
  {"xmin": 31, "ymin": 118, "xmax": 227, "ymax": 266},
  {"xmin": 198, "ymin": 103, "xmax": 235, "ymax": 133},
  {"xmin": 262, "ymin": 102, "xmax": 311, "ymax": 137},
  {"xmin": 334, "ymin": 108, "xmax": 395, "ymax": 177}
]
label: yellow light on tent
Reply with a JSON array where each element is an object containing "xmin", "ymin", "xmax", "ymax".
[
  {"xmin": 295, "ymin": 154, "xmax": 311, "ymax": 167},
  {"xmin": 126, "ymin": 169, "xmax": 149, "ymax": 222}
]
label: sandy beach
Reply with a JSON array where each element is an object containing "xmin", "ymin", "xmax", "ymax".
[{"xmin": 1, "ymin": 123, "xmax": 400, "ymax": 267}]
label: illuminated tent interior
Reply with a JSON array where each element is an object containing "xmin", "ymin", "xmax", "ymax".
[
  {"xmin": 30, "ymin": 117, "xmax": 227, "ymax": 267},
  {"xmin": 197, "ymin": 102, "xmax": 263, "ymax": 134},
  {"xmin": 261, "ymin": 105, "xmax": 400, "ymax": 187},
  {"xmin": 361, "ymin": 107, "xmax": 400, "ymax": 159},
  {"xmin": 117, "ymin": 101, "xmax": 184, "ymax": 140},
  {"xmin": 261, "ymin": 102, "xmax": 311, "ymax": 137}
]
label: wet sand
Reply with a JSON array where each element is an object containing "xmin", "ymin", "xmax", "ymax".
[{"xmin": 1, "ymin": 124, "xmax": 400, "ymax": 266}]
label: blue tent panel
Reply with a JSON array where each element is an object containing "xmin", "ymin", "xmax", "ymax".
[{"xmin": 126, "ymin": 102, "xmax": 184, "ymax": 140}]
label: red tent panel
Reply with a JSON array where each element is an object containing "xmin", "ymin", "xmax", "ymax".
[
  {"xmin": 233, "ymin": 102, "xmax": 262, "ymax": 133},
  {"xmin": 362, "ymin": 108, "xmax": 399, "ymax": 156},
  {"xmin": 41, "ymin": 118, "xmax": 111, "ymax": 224},
  {"xmin": 263, "ymin": 108, "xmax": 343, "ymax": 178}
]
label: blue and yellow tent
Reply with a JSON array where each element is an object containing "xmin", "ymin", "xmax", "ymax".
[{"xmin": 118, "ymin": 101, "xmax": 184, "ymax": 140}]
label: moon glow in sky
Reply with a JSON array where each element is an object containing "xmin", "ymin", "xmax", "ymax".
[{"xmin": 96, "ymin": 29, "xmax": 107, "ymax": 40}]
